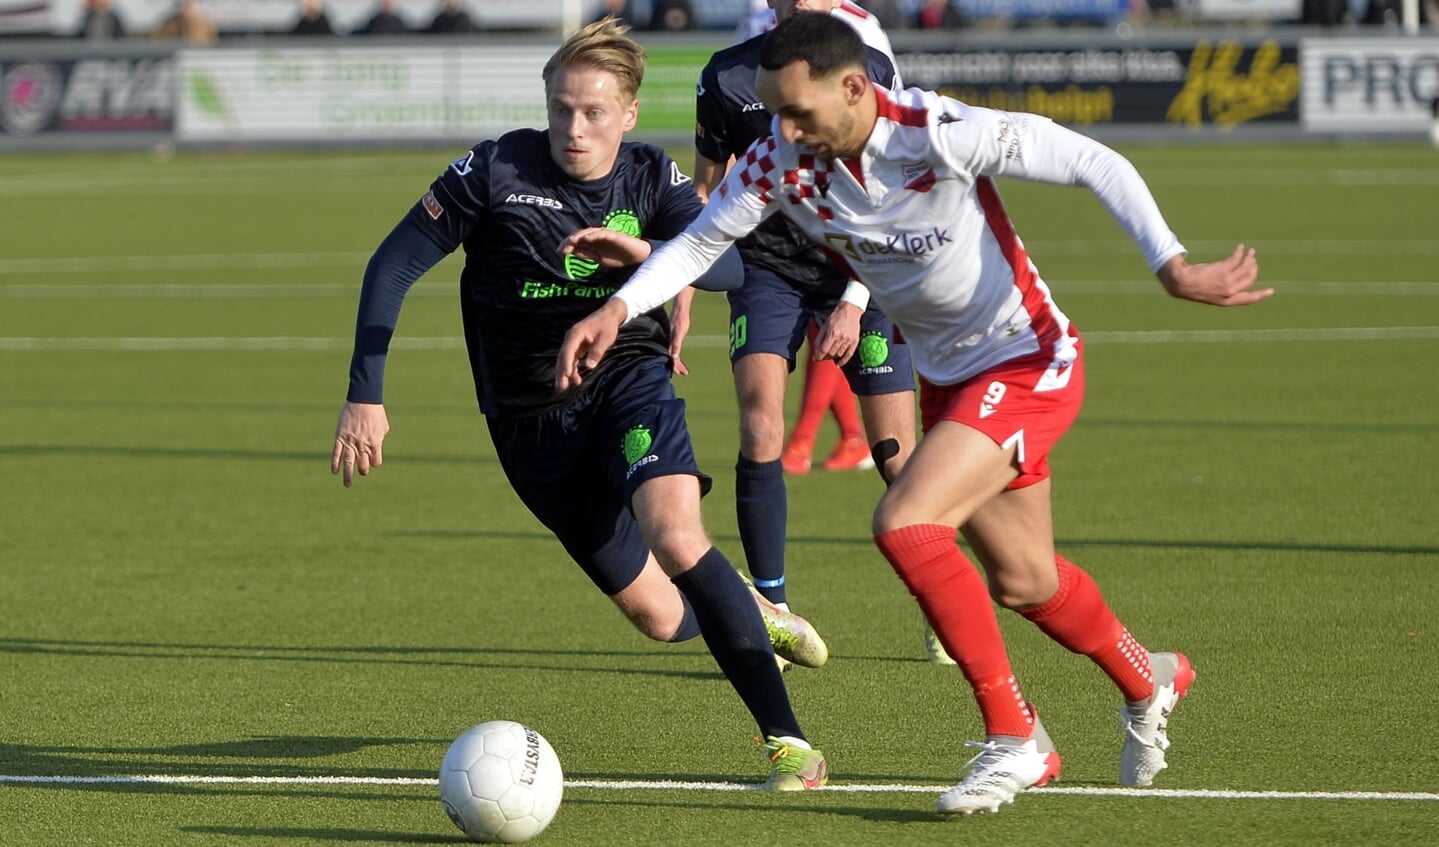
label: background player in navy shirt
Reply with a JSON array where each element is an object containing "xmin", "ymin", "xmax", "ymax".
[
  {"xmin": 682, "ymin": 0, "xmax": 922, "ymax": 666},
  {"xmin": 329, "ymin": 18, "xmax": 828, "ymax": 789}
]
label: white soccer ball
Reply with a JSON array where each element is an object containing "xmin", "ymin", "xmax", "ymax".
[{"xmin": 439, "ymin": 721, "xmax": 564, "ymax": 843}]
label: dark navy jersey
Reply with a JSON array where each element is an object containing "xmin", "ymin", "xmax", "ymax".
[
  {"xmin": 378, "ymin": 129, "xmax": 703, "ymax": 417},
  {"xmin": 695, "ymin": 33, "xmax": 897, "ymax": 292}
]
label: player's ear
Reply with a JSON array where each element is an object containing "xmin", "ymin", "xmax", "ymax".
[
  {"xmin": 842, "ymin": 70, "xmax": 868, "ymax": 105},
  {"xmin": 623, "ymin": 97, "xmax": 639, "ymax": 132}
]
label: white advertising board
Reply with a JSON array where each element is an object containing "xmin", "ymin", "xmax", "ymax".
[
  {"xmin": 1184, "ymin": 0, "xmax": 1301, "ymax": 21},
  {"xmin": 38, "ymin": 0, "xmax": 571, "ymax": 36},
  {"xmin": 176, "ymin": 45, "xmax": 549, "ymax": 142},
  {"xmin": 1302, "ymin": 37, "xmax": 1439, "ymax": 133}
]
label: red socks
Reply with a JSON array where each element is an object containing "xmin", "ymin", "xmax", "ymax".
[
  {"xmin": 1019, "ymin": 555, "xmax": 1155, "ymax": 703},
  {"xmin": 874, "ymin": 524, "xmax": 1033, "ymax": 738}
]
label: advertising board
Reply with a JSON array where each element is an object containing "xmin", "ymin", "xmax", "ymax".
[
  {"xmin": 1301, "ymin": 37, "xmax": 1439, "ymax": 133},
  {"xmin": 0, "ymin": 55, "xmax": 174, "ymax": 137},
  {"xmin": 897, "ymin": 38, "xmax": 1300, "ymax": 129},
  {"xmin": 176, "ymin": 45, "xmax": 549, "ymax": 142}
]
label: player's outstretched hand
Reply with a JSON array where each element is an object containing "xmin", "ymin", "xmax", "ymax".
[
  {"xmin": 559, "ymin": 227, "xmax": 652, "ymax": 269},
  {"xmin": 815, "ymin": 301, "xmax": 863, "ymax": 365},
  {"xmin": 331, "ymin": 401, "xmax": 389, "ymax": 488},
  {"xmin": 1158, "ymin": 244, "xmax": 1272, "ymax": 307},
  {"xmin": 557, "ymin": 299, "xmax": 629, "ymax": 391}
]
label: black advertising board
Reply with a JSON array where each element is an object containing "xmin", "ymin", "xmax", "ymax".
[
  {"xmin": 896, "ymin": 37, "xmax": 1301, "ymax": 130},
  {"xmin": 0, "ymin": 55, "xmax": 174, "ymax": 137}
]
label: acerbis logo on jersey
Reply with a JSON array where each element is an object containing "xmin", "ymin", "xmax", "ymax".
[
  {"xmin": 450, "ymin": 151, "xmax": 474, "ymax": 176},
  {"xmin": 823, "ymin": 227, "xmax": 953, "ymax": 264},
  {"xmin": 669, "ymin": 161, "xmax": 691, "ymax": 187},
  {"xmin": 505, "ymin": 193, "xmax": 564, "ymax": 210}
]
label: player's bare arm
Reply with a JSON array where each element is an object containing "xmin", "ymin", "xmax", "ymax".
[
  {"xmin": 1157, "ymin": 244, "xmax": 1271, "ymax": 307},
  {"xmin": 692, "ymin": 153, "xmax": 729, "ymax": 203},
  {"xmin": 669, "ymin": 287, "xmax": 694, "ymax": 377},
  {"xmin": 558, "ymin": 226, "xmax": 653, "ymax": 268},
  {"xmin": 667, "ymin": 152, "xmax": 732, "ymax": 375},
  {"xmin": 813, "ymin": 300, "xmax": 863, "ymax": 365},
  {"xmin": 556, "ymin": 298, "xmax": 629, "ymax": 391},
  {"xmin": 331, "ymin": 401, "xmax": 390, "ymax": 487}
]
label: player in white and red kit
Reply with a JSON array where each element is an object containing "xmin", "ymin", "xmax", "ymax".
[{"xmin": 558, "ymin": 13, "xmax": 1271, "ymax": 815}]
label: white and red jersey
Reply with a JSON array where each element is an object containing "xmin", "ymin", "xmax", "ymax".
[
  {"xmin": 735, "ymin": 2, "xmax": 902, "ymax": 90},
  {"xmin": 831, "ymin": 1, "xmax": 901, "ymax": 87},
  {"xmin": 616, "ymin": 87, "xmax": 1185, "ymax": 386}
]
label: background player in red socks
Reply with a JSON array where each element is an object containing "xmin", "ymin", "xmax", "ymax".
[
  {"xmin": 780, "ymin": 319, "xmax": 871, "ymax": 475},
  {"xmin": 680, "ymin": 0, "xmax": 917, "ymax": 669},
  {"xmin": 557, "ymin": 13, "xmax": 1272, "ymax": 816}
]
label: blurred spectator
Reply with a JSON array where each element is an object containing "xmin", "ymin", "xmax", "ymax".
[
  {"xmin": 290, "ymin": 0, "xmax": 336, "ymax": 35},
  {"xmin": 76, "ymin": 0, "xmax": 126, "ymax": 40},
  {"xmin": 648, "ymin": 0, "xmax": 696, "ymax": 30},
  {"xmin": 1361, "ymin": 0, "xmax": 1436, "ymax": 24},
  {"xmin": 914, "ymin": 0, "xmax": 963, "ymax": 29},
  {"xmin": 590, "ymin": 0, "xmax": 635, "ymax": 27},
  {"xmin": 858, "ymin": 0, "xmax": 907, "ymax": 30},
  {"xmin": 153, "ymin": 0, "xmax": 217, "ymax": 44},
  {"xmin": 1302, "ymin": 0, "xmax": 1348, "ymax": 24},
  {"xmin": 357, "ymin": 0, "xmax": 411, "ymax": 34},
  {"xmin": 426, "ymin": 0, "xmax": 478, "ymax": 33}
]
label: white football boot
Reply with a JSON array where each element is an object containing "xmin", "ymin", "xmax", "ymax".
[
  {"xmin": 1120, "ymin": 651, "xmax": 1196, "ymax": 787},
  {"xmin": 937, "ymin": 704, "xmax": 1061, "ymax": 816}
]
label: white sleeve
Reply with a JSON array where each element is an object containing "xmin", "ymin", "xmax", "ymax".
[
  {"xmin": 612, "ymin": 168, "xmax": 771, "ymax": 321},
  {"xmin": 938, "ymin": 104, "xmax": 1187, "ymax": 273}
]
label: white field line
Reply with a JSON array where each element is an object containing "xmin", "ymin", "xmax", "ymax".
[
  {"xmin": 1, "ymin": 239, "xmax": 1437, "ymax": 277},
  {"xmin": 3, "ymin": 326, "xmax": 1437, "ymax": 352},
  {"xmin": 0, "ymin": 773, "xmax": 1435, "ymax": 802},
  {"xmin": 2, "ymin": 280, "xmax": 1436, "ymax": 299},
  {"xmin": 0, "ymin": 253, "xmax": 374, "ymax": 274},
  {"xmin": 7, "ymin": 165, "xmax": 1437, "ymax": 195}
]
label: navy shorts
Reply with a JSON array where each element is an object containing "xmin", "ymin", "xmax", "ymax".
[
  {"xmin": 727, "ymin": 265, "xmax": 915, "ymax": 396},
  {"xmin": 486, "ymin": 356, "xmax": 712, "ymax": 596}
]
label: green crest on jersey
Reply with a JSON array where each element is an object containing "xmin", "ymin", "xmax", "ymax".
[
  {"xmin": 858, "ymin": 331, "xmax": 889, "ymax": 369},
  {"xmin": 564, "ymin": 252, "xmax": 600, "ymax": 280},
  {"xmin": 623, "ymin": 425, "xmax": 653, "ymax": 466},
  {"xmin": 564, "ymin": 209, "xmax": 643, "ymax": 280},
  {"xmin": 603, "ymin": 209, "xmax": 642, "ymax": 238}
]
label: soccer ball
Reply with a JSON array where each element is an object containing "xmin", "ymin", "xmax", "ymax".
[{"xmin": 439, "ymin": 721, "xmax": 564, "ymax": 843}]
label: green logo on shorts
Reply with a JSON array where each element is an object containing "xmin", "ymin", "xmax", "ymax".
[
  {"xmin": 565, "ymin": 209, "xmax": 644, "ymax": 280},
  {"xmin": 623, "ymin": 425, "xmax": 653, "ymax": 466},
  {"xmin": 858, "ymin": 331, "xmax": 889, "ymax": 369},
  {"xmin": 729, "ymin": 315, "xmax": 748, "ymax": 356}
]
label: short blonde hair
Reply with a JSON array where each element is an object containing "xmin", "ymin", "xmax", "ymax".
[{"xmin": 542, "ymin": 17, "xmax": 646, "ymax": 102}]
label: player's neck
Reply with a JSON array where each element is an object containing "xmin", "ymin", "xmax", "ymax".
[{"xmin": 840, "ymin": 88, "xmax": 879, "ymax": 160}]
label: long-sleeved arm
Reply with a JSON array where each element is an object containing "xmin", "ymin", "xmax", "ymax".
[
  {"xmin": 612, "ymin": 183, "xmax": 766, "ymax": 321},
  {"xmin": 950, "ymin": 106, "xmax": 1186, "ymax": 273},
  {"xmin": 345, "ymin": 216, "xmax": 450, "ymax": 403}
]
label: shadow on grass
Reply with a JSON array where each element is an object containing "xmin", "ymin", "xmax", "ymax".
[
  {"xmin": 562, "ymin": 793, "xmax": 938, "ymax": 824},
  {"xmin": 389, "ymin": 528, "xmax": 1439, "ymax": 557},
  {"xmin": 183, "ymin": 829, "xmax": 464, "ymax": 844},
  {"xmin": 0, "ymin": 637, "xmax": 721, "ymax": 682},
  {"xmin": 0, "ymin": 736, "xmax": 436, "ymax": 783}
]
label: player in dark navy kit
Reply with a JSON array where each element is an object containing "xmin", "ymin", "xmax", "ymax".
[
  {"xmin": 676, "ymin": 0, "xmax": 923, "ymax": 666},
  {"xmin": 329, "ymin": 19, "xmax": 827, "ymax": 790}
]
